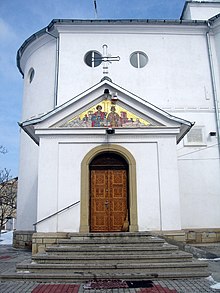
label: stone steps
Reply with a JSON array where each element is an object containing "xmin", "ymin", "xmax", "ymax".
[
  {"xmin": 32, "ymin": 251, "xmax": 192, "ymax": 264},
  {"xmin": 45, "ymin": 244, "xmax": 178, "ymax": 255},
  {"xmin": 0, "ymin": 232, "xmax": 209, "ymax": 282},
  {"xmin": 17, "ymin": 260, "xmax": 207, "ymax": 274},
  {"xmin": 57, "ymin": 238, "xmax": 164, "ymax": 246},
  {"xmin": 68, "ymin": 232, "xmax": 152, "ymax": 239},
  {"xmin": 1, "ymin": 271, "xmax": 209, "ymax": 283}
]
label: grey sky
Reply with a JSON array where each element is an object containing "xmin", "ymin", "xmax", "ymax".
[{"xmin": 0, "ymin": 0, "xmax": 185, "ymax": 177}]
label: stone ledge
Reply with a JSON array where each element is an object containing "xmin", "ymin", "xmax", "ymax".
[
  {"xmin": 32, "ymin": 232, "xmax": 69, "ymax": 254},
  {"xmin": 151, "ymin": 230, "xmax": 186, "ymax": 243},
  {"xmin": 13, "ymin": 230, "xmax": 34, "ymax": 250},
  {"xmin": 152, "ymin": 229, "xmax": 220, "ymax": 244},
  {"xmin": 184, "ymin": 228, "xmax": 220, "ymax": 244}
]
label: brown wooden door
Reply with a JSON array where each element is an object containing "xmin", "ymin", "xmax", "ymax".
[{"xmin": 90, "ymin": 169, "xmax": 128, "ymax": 232}]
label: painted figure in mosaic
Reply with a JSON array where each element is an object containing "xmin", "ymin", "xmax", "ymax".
[
  {"xmin": 91, "ymin": 105, "xmax": 106, "ymax": 127},
  {"xmin": 107, "ymin": 106, "xmax": 121, "ymax": 127}
]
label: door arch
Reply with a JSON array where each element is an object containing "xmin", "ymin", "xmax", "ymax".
[
  {"xmin": 80, "ymin": 144, "xmax": 138, "ymax": 233},
  {"xmin": 90, "ymin": 152, "xmax": 128, "ymax": 232}
]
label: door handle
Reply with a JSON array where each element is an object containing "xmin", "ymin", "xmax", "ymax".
[{"xmin": 105, "ymin": 200, "xmax": 109, "ymax": 209}]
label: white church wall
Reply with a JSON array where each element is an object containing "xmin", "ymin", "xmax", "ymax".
[
  {"xmin": 16, "ymin": 131, "xmax": 38, "ymax": 230},
  {"xmin": 37, "ymin": 138, "xmax": 59, "ymax": 232},
  {"xmin": 182, "ymin": 2, "xmax": 220, "ymax": 20},
  {"xmin": 36, "ymin": 134, "xmax": 181, "ymax": 232},
  {"xmin": 56, "ymin": 26, "xmax": 213, "ymax": 111},
  {"xmin": 178, "ymin": 158, "xmax": 220, "ymax": 228},
  {"xmin": 16, "ymin": 37, "xmax": 57, "ymax": 232},
  {"xmin": 20, "ymin": 36, "xmax": 57, "ymax": 120},
  {"xmin": 157, "ymin": 138, "xmax": 182, "ymax": 231},
  {"xmin": 16, "ymin": 13, "xmax": 220, "ymax": 235},
  {"xmin": 175, "ymin": 111, "xmax": 220, "ymax": 229},
  {"xmin": 124, "ymin": 142, "xmax": 161, "ymax": 231},
  {"xmin": 213, "ymin": 25, "xmax": 220, "ymax": 90}
]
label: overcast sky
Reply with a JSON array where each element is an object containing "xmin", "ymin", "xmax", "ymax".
[{"xmin": 0, "ymin": 0, "xmax": 185, "ymax": 177}]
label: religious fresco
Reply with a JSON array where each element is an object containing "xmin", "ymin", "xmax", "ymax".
[{"xmin": 61, "ymin": 100, "xmax": 152, "ymax": 128}]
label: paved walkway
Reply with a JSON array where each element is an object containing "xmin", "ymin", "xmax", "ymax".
[{"xmin": 0, "ymin": 244, "xmax": 220, "ymax": 293}]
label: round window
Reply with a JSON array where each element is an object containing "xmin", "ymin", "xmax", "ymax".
[
  {"xmin": 28, "ymin": 68, "xmax": 35, "ymax": 83},
  {"xmin": 84, "ymin": 51, "xmax": 102, "ymax": 67},
  {"xmin": 130, "ymin": 51, "xmax": 148, "ymax": 68}
]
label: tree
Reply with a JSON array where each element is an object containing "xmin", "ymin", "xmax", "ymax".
[
  {"xmin": 0, "ymin": 169, "xmax": 17, "ymax": 232},
  {"xmin": 0, "ymin": 146, "xmax": 17, "ymax": 233}
]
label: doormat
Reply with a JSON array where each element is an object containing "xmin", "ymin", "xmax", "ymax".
[{"xmin": 32, "ymin": 284, "xmax": 80, "ymax": 293}]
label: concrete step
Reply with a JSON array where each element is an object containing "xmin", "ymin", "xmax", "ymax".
[
  {"xmin": 57, "ymin": 237, "xmax": 164, "ymax": 246},
  {"xmin": 32, "ymin": 251, "xmax": 193, "ymax": 264},
  {"xmin": 68, "ymin": 232, "xmax": 152, "ymax": 240},
  {"xmin": 16, "ymin": 261, "xmax": 208, "ymax": 275},
  {"xmin": 45, "ymin": 243, "xmax": 178, "ymax": 255},
  {"xmin": 0, "ymin": 270, "xmax": 210, "ymax": 282}
]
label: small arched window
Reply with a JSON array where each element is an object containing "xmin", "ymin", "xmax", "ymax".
[{"xmin": 28, "ymin": 68, "xmax": 35, "ymax": 83}]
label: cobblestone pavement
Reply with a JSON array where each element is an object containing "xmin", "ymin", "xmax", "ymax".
[{"xmin": 0, "ymin": 245, "xmax": 220, "ymax": 293}]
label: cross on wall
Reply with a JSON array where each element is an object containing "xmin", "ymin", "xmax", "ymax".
[{"xmin": 92, "ymin": 44, "xmax": 120, "ymax": 75}]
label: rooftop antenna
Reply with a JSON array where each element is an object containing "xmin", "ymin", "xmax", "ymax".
[{"xmin": 94, "ymin": 0, "xmax": 98, "ymax": 18}]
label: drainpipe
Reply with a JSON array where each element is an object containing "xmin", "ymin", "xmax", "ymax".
[
  {"xmin": 45, "ymin": 27, "xmax": 59, "ymax": 108},
  {"xmin": 206, "ymin": 22, "xmax": 220, "ymax": 158}
]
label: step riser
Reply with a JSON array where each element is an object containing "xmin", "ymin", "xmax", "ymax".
[
  {"xmin": 68, "ymin": 232, "xmax": 152, "ymax": 239},
  {"xmin": 17, "ymin": 267, "xmax": 207, "ymax": 274},
  {"xmin": 1, "ymin": 271, "xmax": 209, "ymax": 282},
  {"xmin": 34, "ymin": 258, "xmax": 192, "ymax": 264},
  {"xmin": 58, "ymin": 241, "xmax": 164, "ymax": 246},
  {"xmin": 46, "ymin": 249, "xmax": 178, "ymax": 255}
]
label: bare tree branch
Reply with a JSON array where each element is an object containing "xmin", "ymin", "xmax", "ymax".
[
  {"xmin": 0, "ymin": 146, "xmax": 7, "ymax": 155},
  {"xmin": 0, "ymin": 169, "xmax": 17, "ymax": 232}
]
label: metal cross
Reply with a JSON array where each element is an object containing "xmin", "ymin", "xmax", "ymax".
[{"xmin": 93, "ymin": 44, "xmax": 120, "ymax": 75}]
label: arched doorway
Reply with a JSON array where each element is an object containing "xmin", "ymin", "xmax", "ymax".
[
  {"xmin": 90, "ymin": 152, "xmax": 129, "ymax": 232},
  {"xmin": 80, "ymin": 144, "xmax": 138, "ymax": 233}
]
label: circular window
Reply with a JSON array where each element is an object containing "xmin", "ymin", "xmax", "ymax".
[
  {"xmin": 130, "ymin": 51, "xmax": 148, "ymax": 68},
  {"xmin": 28, "ymin": 68, "xmax": 35, "ymax": 83},
  {"xmin": 84, "ymin": 51, "xmax": 102, "ymax": 67}
]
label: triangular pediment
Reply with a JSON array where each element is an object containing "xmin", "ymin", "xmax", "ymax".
[
  {"xmin": 54, "ymin": 99, "xmax": 161, "ymax": 129},
  {"xmin": 20, "ymin": 79, "xmax": 193, "ymax": 144}
]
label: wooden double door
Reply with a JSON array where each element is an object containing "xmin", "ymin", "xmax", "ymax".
[{"xmin": 90, "ymin": 153, "xmax": 128, "ymax": 232}]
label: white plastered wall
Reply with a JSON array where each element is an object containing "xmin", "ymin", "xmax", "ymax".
[{"xmin": 36, "ymin": 133, "xmax": 181, "ymax": 232}]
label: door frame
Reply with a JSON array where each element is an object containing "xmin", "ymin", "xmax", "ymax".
[{"xmin": 80, "ymin": 144, "xmax": 138, "ymax": 233}]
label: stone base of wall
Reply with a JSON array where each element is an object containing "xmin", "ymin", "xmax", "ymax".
[
  {"xmin": 153, "ymin": 230, "xmax": 186, "ymax": 243},
  {"xmin": 13, "ymin": 229, "xmax": 220, "ymax": 253},
  {"xmin": 153, "ymin": 229, "xmax": 220, "ymax": 244},
  {"xmin": 32, "ymin": 232, "xmax": 69, "ymax": 254},
  {"xmin": 13, "ymin": 230, "xmax": 34, "ymax": 250},
  {"xmin": 184, "ymin": 228, "xmax": 220, "ymax": 244}
]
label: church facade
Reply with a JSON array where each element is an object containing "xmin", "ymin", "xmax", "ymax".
[{"xmin": 14, "ymin": 1, "xmax": 220, "ymax": 248}]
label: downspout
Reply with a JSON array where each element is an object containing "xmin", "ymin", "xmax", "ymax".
[
  {"xmin": 45, "ymin": 28, "xmax": 59, "ymax": 108},
  {"xmin": 206, "ymin": 21, "xmax": 220, "ymax": 157}
]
